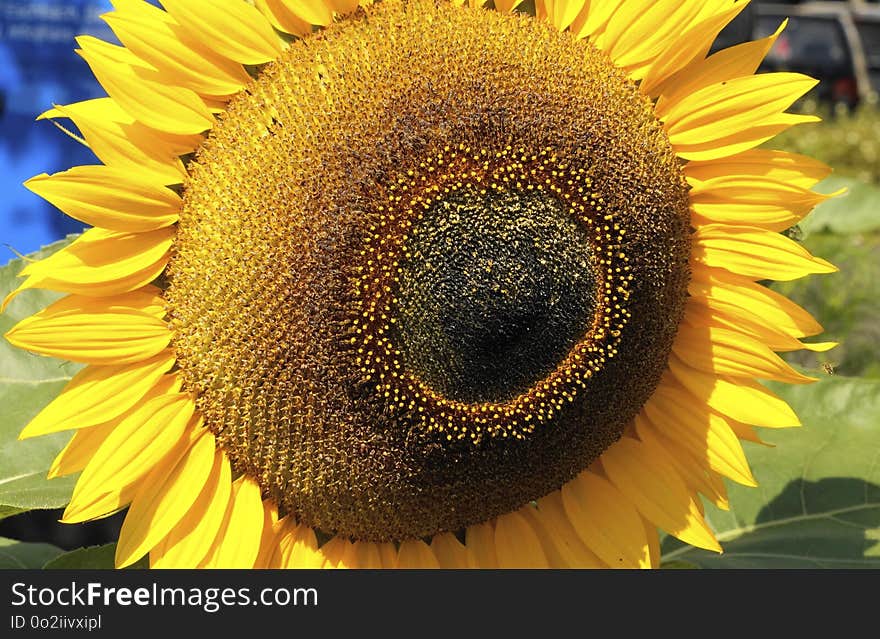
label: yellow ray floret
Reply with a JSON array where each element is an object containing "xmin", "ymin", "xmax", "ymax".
[
  {"xmin": 39, "ymin": 100, "xmax": 186, "ymax": 185},
  {"xmin": 19, "ymin": 351, "xmax": 175, "ymax": 439},
  {"xmin": 5, "ymin": 290, "xmax": 170, "ymax": 364},
  {"xmin": 76, "ymin": 36, "xmax": 214, "ymax": 135},
  {"xmin": 396, "ymin": 540, "xmax": 440, "ymax": 569},
  {"xmin": 200, "ymin": 476, "xmax": 265, "ymax": 568},
  {"xmin": 673, "ymin": 323, "xmax": 817, "ymax": 384},
  {"xmin": 693, "ymin": 224, "xmax": 837, "ymax": 281},
  {"xmin": 253, "ymin": 0, "xmax": 312, "ymax": 36},
  {"xmin": 104, "ymin": 0, "xmax": 251, "ymax": 99},
  {"xmin": 430, "ymin": 532, "xmax": 473, "ymax": 569},
  {"xmin": 150, "ymin": 446, "xmax": 232, "ymax": 569},
  {"xmin": 529, "ymin": 493, "xmax": 605, "ymax": 568},
  {"xmin": 633, "ymin": 414, "xmax": 730, "ymax": 510},
  {"xmin": 668, "ymin": 356, "xmax": 800, "ymax": 428},
  {"xmin": 3, "ymin": 228, "xmax": 174, "ymax": 310},
  {"xmin": 465, "ymin": 522, "xmax": 498, "ymax": 568},
  {"xmin": 159, "ymin": 0, "xmax": 282, "ymax": 65},
  {"xmin": 116, "ymin": 427, "xmax": 216, "ymax": 567},
  {"xmin": 664, "ymin": 73, "xmax": 818, "ymax": 160},
  {"xmin": 642, "ymin": 383, "xmax": 758, "ymax": 487},
  {"xmin": 25, "ymin": 166, "xmax": 181, "ymax": 232},
  {"xmin": 494, "ymin": 511, "xmax": 550, "ymax": 568},
  {"xmin": 654, "ymin": 20, "xmax": 786, "ymax": 108},
  {"xmin": 560, "ymin": 471, "xmax": 651, "ymax": 568},
  {"xmin": 602, "ymin": 437, "xmax": 721, "ymax": 552},
  {"xmin": 640, "ymin": 2, "xmax": 751, "ymax": 97},
  {"xmin": 62, "ymin": 385, "xmax": 191, "ymax": 523}
]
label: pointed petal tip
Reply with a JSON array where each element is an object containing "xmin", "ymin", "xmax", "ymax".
[{"xmin": 1, "ymin": 288, "xmax": 23, "ymax": 314}]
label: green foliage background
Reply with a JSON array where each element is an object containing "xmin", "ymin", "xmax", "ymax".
[{"xmin": 0, "ymin": 104, "xmax": 878, "ymax": 569}]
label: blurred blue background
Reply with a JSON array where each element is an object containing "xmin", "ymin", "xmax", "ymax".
[{"xmin": 0, "ymin": 0, "xmax": 114, "ymax": 257}]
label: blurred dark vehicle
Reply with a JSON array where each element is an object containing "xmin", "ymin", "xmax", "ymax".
[{"xmin": 714, "ymin": 1, "xmax": 880, "ymax": 107}]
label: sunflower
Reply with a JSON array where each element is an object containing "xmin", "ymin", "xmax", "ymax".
[{"xmin": 3, "ymin": 0, "xmax": 838, "ymax": 569}]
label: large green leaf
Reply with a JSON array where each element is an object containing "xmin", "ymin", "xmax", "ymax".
[
  {"xmin": 661, "ymin": 376, "xmax": 880, "ymax": 568},
  {"xmin": 0, "ymin": 536, "xmax": 64, "ymax": 569},
  {"xmin": 800, "ymin": 177, "xmax": 880, "ymax": 237},
  {"xmin": 0, "ymin": 238, "xmax": 81, "ymax": 510}
]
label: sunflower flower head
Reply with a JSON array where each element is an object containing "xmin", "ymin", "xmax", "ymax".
[{"xmin": 4, "ymin": 0, "xmax": 839, "ymax": 569}]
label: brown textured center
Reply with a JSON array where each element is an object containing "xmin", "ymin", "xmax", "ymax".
[{"xmin": 165, "ymin": 0, "xmax": 692, "ymax": 541}]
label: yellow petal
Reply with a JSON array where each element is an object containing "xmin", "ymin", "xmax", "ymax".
[
  {"xmin": 640, "ymin": 1, "xmax": 749, "ymax": 96},
  {"xmin": 683, "ymin": 298, "xmax": 836, "ymax": 355},
  {"xmin": 201, "ymin": 475, "xmax": 265, "ymax": 568},
  {"xmin": 290, "ymin": 529, "xmax": 326, "ymax": 568},
  {"xmin": 116, "ymin": 428, "xmax": 215, "ymax": 568},
  {"xmin": 151, "ymin": 447, "xmax": 232, "ymax": 568},
  {"xmin": 20, "ymin": 351, "xmax": 175, "ymax": 439},
  {"xmin": 325, "ymin": 0, "xmax": 360, "ymax": 16},
  {"xmin": 673, "ymin": 323, "xmax": 816, "ymax": 384},
  {"xmin": 494, "ymin": 0, "xmax": 526, "ymax": 15},
  {"xmin": 48, "ymin": 420, "xmax": 118, "ymax": 479},
  {"xmin": 272, "ymin": 520, "xmax": 324, "ymax": 569},
  {"xmin": 493, "ymin": 510, "xmax": 550, "ymax": 568},
  {"xmin": 25, "ymin": 166, "xmax": 180, "ymax": 232},
  {"xmin": 536, "ymin": 0, "xmax": 585, "ymax": 31},
  {"xmin": 396, "ymin": 539, "xmax": 440, "ymax": 569},
  {"xmin": 664, "ymin": 73, "xmax": 819, "ymax": 161},
  {"xmin": 633, "ymin": 413, "xmax": 730, "ymax": 510},
  {"xmin": 254, "ymin": 0, "xmax": 312, "ymax": 36},
  {"xmin": 605, "ymin": 0, "xmax": 705, "ymax": 78},
  {"xmin": 671, "ymin": 112, "xmax": 820, "ymax": 162},
  {"xmin": 693, "ymin": 224, "xmax": 837, "ymax": 281},
  {"xmin": 688, "ymin": 175, "xmax": 832, "ymax": 231},
  {"xmin": 657, "ymin": 21, "xmax": 786, "ymax": 115},
  {"xmin": 76, "ymin": 36, "xmax": 214, "ymax": 136},
  {"xmin": 161, "ymin": 0, "xmax": 282, "ymax": 65},
  {"xmin": 465, "ymin": 521, "xmax": 498, "ymax": 568},
  {"xmin": 277, "ymin": 0, "xmax": 334, "ymax": 25},
  {"xmin": 643, "ymin": 383, "xmax": 758, "ymax": 487},
  {"xmin": 528, "ymin": 493, "xmax": 605, "ymax": 568},
  {"xmin": 39, "ymin": 99, "xmax": 185, "ymax": 185},
  {"xmin": 602, "ymin": 437, "xmax": 721, "ymax": 552},
  {"xmin": 76, "ymin": 110, "xmax": 202, "ymax": 157},
  {"xmin": 570, "ymin": 0, "xmax": 616, "ymax": 41},
  {"xmin": 105, "ymin": 0, "xmax": 250, "ymax": 98},
  {"xmin": 62, "ymin": 387, "xmax": 191, "ymax": 523},
  {"xmin": 668, "ymin": 354, "xmax": 801, "ymax": 428},
  {"xmin": 431, "ymin": 532, "xmax": 472, "ymax": 569},
  {"xmin": 255, "ymin": 501, "xmax": 281, "ymax": 568},
  {"xmin": 5, "ymin": 227, "xmax": 173, "ymax": 307},
  {"xmin": 684, "ymin": 149, "xmax": 831, "ymax": 189},
  {"xmin": 377, "ymin": 542, "xmax": 398, "ymax": 569},
  {"xmin": 342, "ymin": 541, "xmax": 383, "ymax": 569},
  {"xmin": 689, "ymin": 267, "xmax": 824, "ymax": 337},
  {"xmin": 320, "ymin": 537, "xmax": 352, "ymax": 568},
  {"xmin": 664, "ymin": 74, "xmax": 818, "ymax": 141},
  {"xmin": 561, "ymin": 471, "xmax": 651, "ymax": 568},
  {"xmin": 642, "ymin": 516, "xmax": 661, "ymax": 569},
  {"xmin": 5, "ymin": 291, "xmax": 170, "ymax": 365}
]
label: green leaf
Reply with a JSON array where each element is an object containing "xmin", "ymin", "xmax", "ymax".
[
  {"xmin": 0, "ymin": 505, "xmax": 25, "ymax": 521},
  {"xmin": 43, "ymin": 544, "xmax": 149, "ymax": 570},
  {"xmin": 43, "ymin": 543, "xmax": 117, "ymax": 569},
  {"xmin": 661, "ymin": 376, "xmax": 880, "ymax": 568},
  {"xmin": 800, "ymin": 177, "xmax": 880, "ymax": 237},
  {"xmin": 0, "ymin": 237, "xmax": 82, "ymax": 511},
  {"xmin": 0, "ymin": 536, "xmax": 64, "ymax": 569}
]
